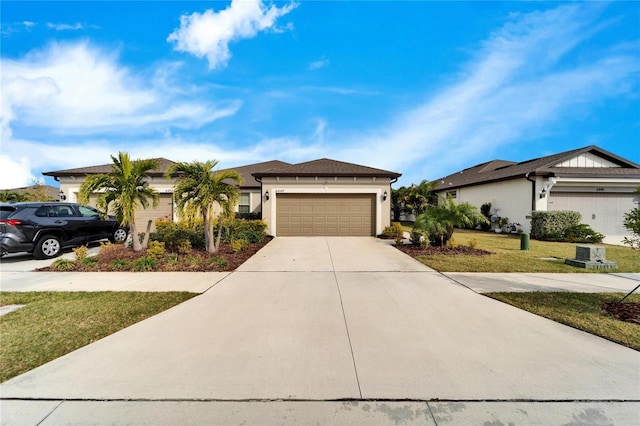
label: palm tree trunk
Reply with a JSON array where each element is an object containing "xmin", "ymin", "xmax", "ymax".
[
  {"xmin": 131, "ymin": 222, "xmax": 142, "ymax": 252},
  {"xmin": 140, "ymin": 220, "xmax": 153, "ymax": 250}
]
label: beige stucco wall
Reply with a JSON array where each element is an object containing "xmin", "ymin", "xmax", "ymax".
[
  {"xmin": 259, "ymin": 176, "xmax": 393, "ymax": 236},
  {"xmin": 437, "ymin": 178, "xmax": 535, "ymax": 233}
]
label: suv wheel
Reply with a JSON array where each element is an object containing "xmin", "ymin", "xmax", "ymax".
[
  {"xmin": 110, "ymin": 227, "xmax": 128, "ymax": 244},
  {"xmin": 34, "ymin": 235, "xmax": 62, "ymax": 259}
]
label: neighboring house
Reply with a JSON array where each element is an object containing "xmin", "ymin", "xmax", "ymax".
[
  {"xmin": 1, "ymin": 184, "xmax": 60, "ymax": 201},
  {"xmin": 44, "ymin": 158, "xmax": 401, "ymax": 237},
  {"xmin": 433, "ymin": 145, "xmax": 640, "ymax": 240}
]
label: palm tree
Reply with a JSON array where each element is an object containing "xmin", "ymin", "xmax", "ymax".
[
  {"xmin": 166, "ymin": 160, "xmax": 243, "ymax": 253},
  {"xmin": 413, "ymin": 196, "xmax": 488, "ymax": 246},
  {"xmin": 78, "ymin": 152, "xmax": 159, "ymax": 251}
]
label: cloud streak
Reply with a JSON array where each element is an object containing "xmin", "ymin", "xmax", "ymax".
[
  {"xmin": 168, "ymin": 0, "xmax": 296, "ymax": 70},
  {"xmin": 330, "ymin": 3, "xmax": 639, "ymax": 184}
]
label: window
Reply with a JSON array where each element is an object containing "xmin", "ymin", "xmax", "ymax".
[
  {"xmin": 238, "ymin": 192, "xmax": 250, "ymax": 214},
  {"xmin": 447, "ymin": 190, "xmax": 457, "ymax": 199}
]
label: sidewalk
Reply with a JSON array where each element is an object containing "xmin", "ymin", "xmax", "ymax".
[{"xmin": 1, "ymin": 239, "xmax": 639, "ymax": 425}]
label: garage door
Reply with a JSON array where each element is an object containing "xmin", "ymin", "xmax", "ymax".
[
  {"xmin": 276, "ymin": 193, "xmax": 375, "ymax": 236},
  {"xmin": 548, "ymin": 192, "xmax": 637, "ymax": 236},
  {"xmin": 88, "ymin": 193, "xmax": 173, "ymax": 232}
]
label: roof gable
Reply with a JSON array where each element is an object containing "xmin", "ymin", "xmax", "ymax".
[{"xmin": 435, "ymin": 145, "xmax": 640, "ymax": 190}]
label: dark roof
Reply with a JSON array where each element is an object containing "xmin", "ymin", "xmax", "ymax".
[
  {"xmin": 435, "ymin": 145, "xmax": 640, "ymax": 190},
  {"xmin": 217, "ymin": 160, "xmax": 291, "ymax": 188},
  {"xmin": 252, "ymin": 158, "xmax": 401, "ymax": 179},
  {"xmin": 1, "ymin": 184, "xmax": 60, "ymax": 199},
  {"xmin": 43, "ymin": 158, "xmax": 176, "ymax": 178}
]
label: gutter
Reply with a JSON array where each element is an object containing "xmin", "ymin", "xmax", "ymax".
[{"xmin": 525, "ymin": 172, "xmax": 536, "ymax": 212}]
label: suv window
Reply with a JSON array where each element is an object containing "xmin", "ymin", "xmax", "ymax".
[
  {"xmin": 78, "ymin": 205, "xmax": 101, "ymax": 218},
  {"xmin": 0, "ymin": 206, "xmax": 17, "ymax": 220},
  {"xmin": 35, "ymin": 206, "xmax": 53, "ymax": 217},
  {"xmin": 53, "ymin": 205, "xmax": 77, "ymax": 217}
]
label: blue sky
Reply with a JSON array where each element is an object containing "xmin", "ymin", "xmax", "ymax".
[{"xmin": 1, "ymin": 1, "xmax": 639, "ymax": 189}]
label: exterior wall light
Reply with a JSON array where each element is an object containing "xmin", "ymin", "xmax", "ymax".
[
  {"xmin": 265, "ymin": 190, "xmax": 269, "ymax": 201},
  {"xmin": 383, "ymin": 190, "xmax": 388, "ymax": 201},
  {"xmin": 59, "ymin": 190, "xmax": 66, "ymax": 201}
]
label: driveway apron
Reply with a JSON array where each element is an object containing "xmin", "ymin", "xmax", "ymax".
[{"xmin": 1, "ymin": 237, "xmax": 639, "ymax": 403}]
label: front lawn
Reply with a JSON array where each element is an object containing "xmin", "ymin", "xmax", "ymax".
[
  {"xmin": 404, "ymin": 229, "xmax": 640, "ymax": 272},
  {"xmin": 485, "ymin": 292, "xmax": 640, "ymax": 350},
  {"xmin": 0, "ymin": 291, "xmax": 197, "ymax": 382}
]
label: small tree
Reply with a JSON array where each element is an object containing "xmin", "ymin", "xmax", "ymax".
[
  {"xmin": 413, "ymin": 196, "xmax": 488, "ymax": 246},
  {"xmin": 79, "ymin": 152, "xmax": 159, "ymax": 251},
  {"xmin": 167, "ymin": 160, "xmax": 242, "ymax": 254}
]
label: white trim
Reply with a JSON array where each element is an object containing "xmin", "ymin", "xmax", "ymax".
[{"xmin": 270, "ymin": 187, "xmax": 383, "ymax": 236}]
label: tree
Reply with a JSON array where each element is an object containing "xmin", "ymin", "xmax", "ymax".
[
  {"xmin": 166, "ymin": 160, "xmax": 243, "ymax": 253},
  {"xmin": 391, "ymin": 180, "xmax": 439, "ymax": 220},
  {"xmin": 0, "ymin": 190, "xmax": 26, "ymax": 202},
  {"xmin": 412, "ymin": 196, "xmax": 488, "ymax": 246},
  {"xmin": 78, "ymin": 152, "xmax": 159, "ymax": 252},
  {"xmin": 622, "ymin": 186, "xmax": 640, "ymax": 251}
]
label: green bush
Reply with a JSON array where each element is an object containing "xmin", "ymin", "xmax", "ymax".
[
  {"xmin": 81, "ymin": 256, "xmax": 99, "ymax": 268},
  {"xmin": 50, "ymin": 258, "xmax": 75, "ymax": 271},
  {"xmin": 221, "ymin": 219, "xmax": 267, "ymax": 244},
  {"xmin": 530, "ymin": 211, "xmax": 581, "ymax": 240},
  {"xmin": 146, "ymin": 241, "xmax": 166, "ymax": 259},
  {"xmin": 109, "ymin": 259, "xmax": 130, "ymax": 271},
  {"xmin": 230, "ymin": 238, "xmax": 249, "ymax": 253},
  {"xmin": 565, "ymin": 224, "xmax": 604, "ymax": 243},
  {"xmin": 150, "ymin": 219, "xmax": 205, "ymax": 251},
  {"xmin": 209, "ymin": 256, "xmax": 228, "ymax": 269},
  {"xmin": 623, "ymin": 207, "xmax": 640, "ymax": 250},
  {"xmin": 132, "ymin": 256, "xmax": 156, "ymax": 272},
  {"xmin": 382, "ymin": 222, "xmax": 404, "ymax": 239}
]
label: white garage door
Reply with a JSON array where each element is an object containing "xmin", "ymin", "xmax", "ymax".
[
  {"xmin": 548, "ymin": 192, "xmax": 637, "ymax": 236},
  {"xmin": 276, "ymin": 193, "xmax": 375, "ymax": 236}
]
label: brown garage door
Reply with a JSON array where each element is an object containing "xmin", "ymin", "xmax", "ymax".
[{"xmin": 276, "ymin": 193, "xmax": 375, "ymax": 236}]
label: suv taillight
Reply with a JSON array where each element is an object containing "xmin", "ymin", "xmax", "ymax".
[{"xmin": 0, "ymin": 219, "xmax": 21, "ymax": 226}]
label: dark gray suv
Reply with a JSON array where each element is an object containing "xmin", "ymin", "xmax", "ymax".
[{"xmin": 0, "ymin": 202, "xmax": 128, "ymax": 259}]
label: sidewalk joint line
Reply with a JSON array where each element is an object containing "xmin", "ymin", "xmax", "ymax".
[
  {"xmin": 326, "ymin": 237, "xmax": 363, "ymax": 399},
  {"xmin": 35, "ymin": 400, "xmax": 63, "ymax": 426}
]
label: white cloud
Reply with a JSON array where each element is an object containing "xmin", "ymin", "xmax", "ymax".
[
  {"xmin": 0, "ymin": 155, "xmax": 36, "ymax": 188},
  {"xmin": 167, "ymin": 0, "xmax": 296, "ymax": 70},
  {"xmin": 0, "ymin": 41, "xmax": 240, "ymax": 136},
  {"xmin": 331, "ymin": 3, "xmax": 639, "ymax": 185},
  {"xmin": 309, "ymin": 58, "xmax": 329, "ymax": 70},
  {"xmin": 46, "ymin": 22, "xmax": 85, "ymax": 31}
]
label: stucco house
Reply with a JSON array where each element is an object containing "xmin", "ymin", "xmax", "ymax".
[
  {"xmin": 44, "ymin": 158, "xmax": 401, "ymax": 237},
  {"xmin": 433, "ymin": 145, "xmax": 640, "ymax": 241}
]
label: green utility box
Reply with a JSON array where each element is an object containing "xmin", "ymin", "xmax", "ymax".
[{"xmin": 520, "ymin": 233, "xmax": 530, "ymax": 251}]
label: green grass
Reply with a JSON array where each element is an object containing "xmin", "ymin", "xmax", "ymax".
[
  {"xmin": 486, "ymin": 292, "xmax": 640, "ymax": 350},
  {"xmin": 409, "ymin": 229, "xmax": 640, "ymax": 272},
  {"xmin": 0, "ymin": 291, "xmax": 197, "ymax": 382}
]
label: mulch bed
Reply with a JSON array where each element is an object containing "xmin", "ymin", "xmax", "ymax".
[
  {"xmin": 602, "ymin": 302, "xmax": 640, "ymax": 325},
  {"xmin": 38, "ymin": 238, "xmax": 271, "ymax": 272},
  {"xmin": 395, "ymin": 244, "xmax": 492, "ymax": 256}
]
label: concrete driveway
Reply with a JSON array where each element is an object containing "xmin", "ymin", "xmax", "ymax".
[{"xmin": 2, "ymin": 237, "xmax": 639, "ymax": 423}]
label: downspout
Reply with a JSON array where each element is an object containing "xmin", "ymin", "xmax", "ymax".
[{"xmin": 525, "ymin": 172, "xmax": 536, "ymax": 212}]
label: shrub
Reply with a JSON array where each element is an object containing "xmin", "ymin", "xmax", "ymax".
[
  {"xmin": 409, "ymin": 231, "xmax": 423, "ymax": 246},
  {"xmin": 382, "ymin": 222, "xmax": 404, "ymax": 239},
  {"xmin": 565, "ymin": 224, "xmax": 604, "ymax": 243},
  {"xmin": 150, "ymin": 219, "xmax": 205, "ymax": 251},
  {"xmin": 81, "ymin": 256, "xmax": 99, "ymax": 268},
  {"xmin": 132, "ymin": 256, "xmax": 156, "ymax": 272},
  {"xmin": 165, "ymin": 253, "xmax": 180, "ymax": 265},
  {"xmin": 480, "ymin": 202, "xmax": 492, "ymax": 230},
  {"xmin": 230, "ymin": 238, "xmax": 249, "ymax": 253},
  {"xmin": 622, "ymin": 207, "xmax": 640, "ymax": 250},
  {"xmin": 72, "ymin": 245, "xmax": 89, "ymax": 263},
  {"xmin": 530, "ymin": 211, "xmax": 581, "ymax": 240},
  {"xmin": 446, "ymin": 237, "xmax": 458, "ymax": 248},
  {"xmin": 50, "ymin": 258, "xmax": 75, "ymax": 271},
  {"xmin": 209, "ymin": 256, "xmax": 228, "ymax": 270},
  {"xmin": 177, "ymin": 239, "xmax": 192, "ymax": 254},
  {"xmin": 109, "ymin": 259, "xmax": 130, "ymax": 271},
  {"xmin": 221, "ymin": 219, "xmax": 267, "ymax": 244},
  {"xmin": 146, "ymin": 241, "xmax": 166, "ymax": 259},
  {"xmin": 468, "ymin": 238, "xmax": 478, "ymax": 249},
  {"xmin": 235, "ymin": 212, "xmax": 261, "ymax": 221}
]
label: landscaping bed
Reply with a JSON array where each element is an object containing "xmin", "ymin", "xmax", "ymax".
[
  {"xmin": 396, "ymin": 244, "xmax": 491, "ymax": 256},
  {"xmin": 602, "ymin": 301, "xmax": 640, "ymax": 325},
  {"xmin": 39, "ymin": 238, "xmax": 272, "ymax": 272}
]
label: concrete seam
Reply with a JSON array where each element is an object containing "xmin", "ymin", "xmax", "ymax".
[
  {"xmin": 425, "ymin": 401, "xmax": 439, "ymax": 425},
  {"xmin": 35, "ymin": 400, "xmax": 64, "ymax": 426},
  {"xmin": 201, "ymin": 272, "xmax": 233, "ymax": 293},
  {"xmin": 326, "ymin": 237, "xmax": 363, "ymax": 399},
  {"xmin": 439, "ymin": 272, "xmax": 480, "ymax": 294}
]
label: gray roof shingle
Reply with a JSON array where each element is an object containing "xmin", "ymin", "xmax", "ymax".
[{"xmin": 252, "ymin": 158, "xmax": 401, "ymax": 179}]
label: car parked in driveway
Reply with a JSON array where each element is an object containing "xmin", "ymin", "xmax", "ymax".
[{"xmin": 0, "ymin": 202, "xmax": 128, "ymax": 259}]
